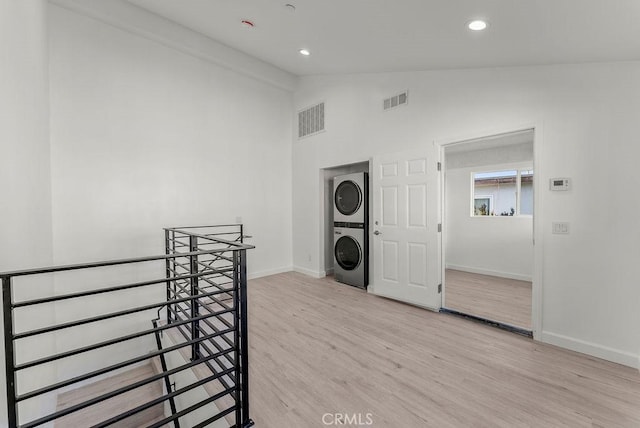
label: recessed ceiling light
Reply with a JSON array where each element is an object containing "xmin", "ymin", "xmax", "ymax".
[
  {"xmin": 299, "ymin": 49, "xmax": 310, "ymax": 56},
  {"xmin": 241, "ymin": 20, "xmax": 255, "ymax": 28},
  {"xmin": 468, "ymin": 20, "xmax": 488, "ymax": 31}
]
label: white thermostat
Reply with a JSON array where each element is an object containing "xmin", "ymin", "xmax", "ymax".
[{"xmin": 549, "ymin": 178, "xmax": 571, "ymax": 191}]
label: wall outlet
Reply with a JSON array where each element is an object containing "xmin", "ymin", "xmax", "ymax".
[
  {"xmin": 307, "ymin": 254, "xmax": 312, "ymax": 262},
  {"xmin": 552, "ymin": 222, "xmax": 570, "ymax": 234},
  {"xmin": 235, "ymin": 216, "xmax": 242, "ymax": 224}
]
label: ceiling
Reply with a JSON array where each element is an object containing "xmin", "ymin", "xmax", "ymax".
[{"xmin": 126, "ymin": 0, "xmax": 640, "ymax": 76}]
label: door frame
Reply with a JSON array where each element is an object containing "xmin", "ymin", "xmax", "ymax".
[
  {"xmin": 318, "ymin": 160, "xmax": 372, "ymax": 279},
  {"xmin": 435, "ymin": 123, "xmax": 544, "ymax": 340}
]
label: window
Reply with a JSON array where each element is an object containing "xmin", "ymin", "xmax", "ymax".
[
  {"xmin": 472, "ymin": 169, "xmax": 533, "ymax": 216},
  {"xmin": 473, "ymin": 195, "xmax": 493, "ymax": 216}
]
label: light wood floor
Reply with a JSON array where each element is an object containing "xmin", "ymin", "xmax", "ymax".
[
  {"xmin": 55, "ymin": 363, "xmax": 165, "ymax": 427},
  {"xmin": 248, "ymin": 272, "xmax": 640, "ymax": 428},
  {"xmin": 444, "ymin": 269, "xmax": 532, "ymax": 330}
]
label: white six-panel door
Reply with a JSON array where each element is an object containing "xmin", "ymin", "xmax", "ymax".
[{"xmin": 370, "ymin": 147, "xmax": 441, "ymax": 310}]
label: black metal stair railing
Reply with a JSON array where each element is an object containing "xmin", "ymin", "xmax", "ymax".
[
  {"xmin": 1, "ymin": 224, "xmax": 254, "ymax": 428},
  {"xmin": 151, "ymin": 317, "xmax": 179, "ymax": 427},
  {"xmin": 164, "ymin": 225, "xmax": 252, "ymax": 428}
]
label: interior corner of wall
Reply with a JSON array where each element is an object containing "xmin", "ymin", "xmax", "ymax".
[
  {"xmin": 540, "ymin": 330, "xmax": 639, "ymax": 369},
  {"xmin": 247, "ymin": 266, "xmax": 293, "ymax": 280},
  {"xmin": 293, "ymin": 265, "xmax": 323, "ymax": 278}
]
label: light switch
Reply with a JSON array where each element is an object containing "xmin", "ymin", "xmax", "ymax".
[{"xmin": 552, "ymin": 222, "xmax": 570, "ymax": 234}]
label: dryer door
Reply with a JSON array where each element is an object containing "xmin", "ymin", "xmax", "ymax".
[
  {"xmin": 334, "ymin": 236, "xmax": 362, "ymax": 270},
  {"xmin": 334, "ymin": 180, "xmax": 362, "ymax": 216}
]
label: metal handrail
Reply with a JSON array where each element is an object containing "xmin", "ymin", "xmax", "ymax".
[
  {"xmin": 2, "ymin": 224, "xmax": 254, "ymax": 428},
  {"xmin": 0, "ymin": 247, "xmax": 253, "ymax": 279}
]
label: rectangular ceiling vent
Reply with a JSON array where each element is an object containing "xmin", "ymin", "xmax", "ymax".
[
  {"xmin": 383, "ymin": 91, "xmax": 408, "ymax": 111},
  {"xmin": 298, "ymin": 102, "xmax": 325, "ymax": 139}
]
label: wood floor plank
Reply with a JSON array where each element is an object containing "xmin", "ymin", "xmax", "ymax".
[
  {"xmin": 247, "ymin": 272, "xmax": 640, "ymax": 428},
  {"xmin": 444, "ymin": 269, "xmax": 532, "ymax": 329},
  {"xmin": 55, "ymin": 363, "xmax": 164, "ymax": 427}
]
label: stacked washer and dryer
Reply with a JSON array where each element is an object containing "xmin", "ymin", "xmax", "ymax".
[{"xmin": 333, "ymin": 172, "xmax": 369, "ymax": 289}]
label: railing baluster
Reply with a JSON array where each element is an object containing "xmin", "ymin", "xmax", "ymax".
[
  {"xmin": 190, "ymin": 234, "xmax": 201, "ymax": 360},
  {"xmin": 239, "ymin": 249, "xmax": 253, "ymax": 427},
  {"xmin": 152, "ymin": 319, "xmax": 180, "ymax": 428},
  {"xmin": 233, "ymin": 250, "xmax": 242, "ymax": 425},
  {"xmin": 165, "ymin": 229, "xmax": 172, "ymax": 324},
  {"xmin": 2, "ymin": 277, "xmax": 18, "ymax": 428},
  {"xmin": 171, "ymin": 229, "xmax": 177, "ymax": 323}
]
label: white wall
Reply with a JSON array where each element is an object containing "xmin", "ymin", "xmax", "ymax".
[
  {"xmin": 445, "ymin": 163, "xmax": 533, "ymax": 281},
  {"xmin": 445, "ymin": 141, "xmax": 533, "ymax": 280},
  {"xmin": 445, "ymin": 141, "xmax": 533, "ymax": 169},
  {"xmin": 49, "ymin": 4, "xmax": 293, "ymax": 273},
  {"xmin": 46, "ymin": 3, "xmax": 294, "ymax": 389},
  {"xmin": 293, "ymin": 62, "xmax": 640, "ymax": 368},
  {"xmin": 0, "ymin": 1, "xmax": 53, "ymax": 274},
  {"xmin": 0, "ymin": 1, "xmax": 57, "ymax": 425}
]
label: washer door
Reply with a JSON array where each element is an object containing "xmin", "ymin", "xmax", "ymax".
[
  {"xmin": 334, "ymin": 180, "xmax": 362, "ymax": 216},
  {"xmin": 334, "ymin": 236, "xmax": 362, "ymax": 271}
]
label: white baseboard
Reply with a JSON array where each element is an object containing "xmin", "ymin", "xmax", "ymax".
[
  {"xmin": 541, "ymin": 331, "xmax": 639, "ymax": 369},
  {"xmin": 247, "ymin": 266, "xmax": 292, "ymax": 280},
  {"xmin": 293, "ymin": 266, "xmax": 325, "ymax": 278},
  {"xmin": 445, "ymin": 264, "xmax": 532, "ymax": 282}
]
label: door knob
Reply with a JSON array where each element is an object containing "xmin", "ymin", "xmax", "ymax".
[{"xmin": 373, "ymin": 230, "xmax": 381, "ymax": 235}]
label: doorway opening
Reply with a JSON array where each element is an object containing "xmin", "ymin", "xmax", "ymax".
[
  {"xmin": 441, "ymin": 129, "xmax": 534, "ymax": 334},
  {"xmin": 320, "ymin": 161, "xmax": 370, "ymax": 279}
]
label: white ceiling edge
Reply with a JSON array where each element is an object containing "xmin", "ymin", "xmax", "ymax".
[{"xmin": 48, "ymin": 0, "xmax": 298, "ymax": 92}]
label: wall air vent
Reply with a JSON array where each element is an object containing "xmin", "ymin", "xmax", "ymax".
[
  {"xmin": 383, "ymin": 91, "xmax": 408, "ymax": 111},
  {"xmin": 298, "ymin": 102, "xmax": 325, "ymax": 139}
]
